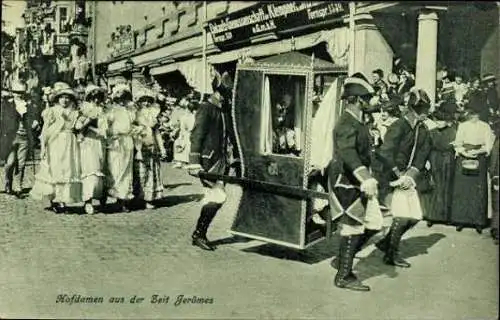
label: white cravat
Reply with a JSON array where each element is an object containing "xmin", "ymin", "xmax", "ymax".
[{"xmin": 14, "ymin": 98, "xmax": 27, "ymax": 116}]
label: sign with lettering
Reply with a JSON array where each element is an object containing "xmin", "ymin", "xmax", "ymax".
[
  {"xmin": 109, "ymin": 34, "xmax": 134, "ymax": 58},
  {"xmin": 207, "ymin": 2, "xmax": 347, "ymax": 48}
]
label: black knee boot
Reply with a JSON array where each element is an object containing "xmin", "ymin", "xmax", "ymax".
[
  {"xmin": 355, "ymin": 229, "xmax": 380, "ymax": 253},
  {"xmin": 3, "ymin": 164, "xmax": 14, "ymax": 195},
  {"xmin": 192, "ymin": 203, "xmax": 221, "ymax": 251},
  {"xmin": 334, "ymin": 235, "xmax": 370, "ymax": 291},
  {"xmin": 332, "ymin": 229, "xmax": 379, "ymax": 269},
  {"xmin": 383, "ymin": 218, "xmax": 418, "ymax": 268}
]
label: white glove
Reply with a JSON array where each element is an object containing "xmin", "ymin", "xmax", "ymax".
[
  {"xmin": 185, "ymin": 164, "xmax": 202, "ymax": 176},
  {"xmin": 360, "ymin": 178, "xmax": 378, "ymax": 198},
  {"xmin": 390, "ymin": 175, "xmax": 416, "ymax": 190}
]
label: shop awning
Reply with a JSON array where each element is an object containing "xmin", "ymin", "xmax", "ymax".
[
  {"xmin": 148, "ymin": 27, "xmax": 349, "ymax": 94},
  {"xmin": 150, "ymin": 59, "xmax": 212, "ymax": 94},
  {"xmin": 207, "ymin": 28, "xmax": 349, "ymax": 65},
  {"xmin": 107, "ymin": 34, "xmax": 204, "ymax": 73}
]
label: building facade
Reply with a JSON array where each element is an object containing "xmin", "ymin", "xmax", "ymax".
[
  {"xmin": 13, "ymin": 0, "xmax": 93, "ymax": 88},
  {"xmin": 91, "ymin": 1, "xmax": 499, "ymax": 100}
]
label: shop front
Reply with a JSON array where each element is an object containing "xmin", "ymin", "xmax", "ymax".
[
  {"xmin": 103, "ymin": 2, "xmax": 355, "ymax": 97},
  {"xmin": 102, "ymin": 2, "xmax": 498, "ymax": 104}
]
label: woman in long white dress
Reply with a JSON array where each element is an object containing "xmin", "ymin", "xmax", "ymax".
[
  {"xmin": 74, "ymin": 84, "xmax": 108, "ymax": 214},
  {"xmin": 105, "ymin": 83, "xmax": 136, "ymax": 212},
  {"xmin": 132, "ymin": 89, "xmax": 167, "ymax": 209},
  {"xmin": 172, "ymin": 98, "xmax": 191, "ymax": 168},
  {"xmin": 30, "ymin": 82, "xmax": 82, "ymax": 213},
  {"xmin": 174, "ymin": 98, "xmax": 196, "ymax": 168}
]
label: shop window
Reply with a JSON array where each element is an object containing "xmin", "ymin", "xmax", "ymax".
[
  {"xmin": 58, "ymin": 7, "xmax": 68, "ymax": 33},
  {"xmin": 260, "ymin": 74, "xmax": 306, "ymax": 157}
]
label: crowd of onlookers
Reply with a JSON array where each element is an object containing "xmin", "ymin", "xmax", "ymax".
[{"xmin": 365, "ymin": 66, "xmax": 499, "ymax": 244}]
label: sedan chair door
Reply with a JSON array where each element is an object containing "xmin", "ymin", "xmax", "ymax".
[{"xmin": 230, "ymin": 68, "xmax": 312, "ymax": 249}]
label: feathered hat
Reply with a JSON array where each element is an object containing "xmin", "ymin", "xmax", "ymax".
[
  {"xmin": 52, "ymin": 82, "xmax": 77, "ymax": 101},
  {"xmin": 111, "ymin": 83, "xmax": 132, "ymax": 101},
  {"xmin": 84, "ymin": 84, "xmax": 106, "ymax": 100},
  {"xmin": 134, "ymin": 88, "xmax": 156, "ymax": 103},
  {"xmin": 387, "ymin": 73, "xmax": 399, "ymax": 85},
  {"xmin": 341, "ymin": 72, "xmax": 375, "ymax": 99}
]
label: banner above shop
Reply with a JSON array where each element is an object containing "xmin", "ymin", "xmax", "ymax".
[{"xmin": 207, "ymin": 2, "xmax": 348, "ymax": 48}]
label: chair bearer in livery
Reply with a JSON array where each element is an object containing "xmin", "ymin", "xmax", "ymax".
[
  {"xmin": 187, "ymin": 72, "xmax": 235, "ymax": 251},
  {"xmin": 373, "ymin": 88, "xmax": 432, "ymax": 268},
  {"xmin": 327, "ymin": 73, "xmax": 384, "ymax": 292}
]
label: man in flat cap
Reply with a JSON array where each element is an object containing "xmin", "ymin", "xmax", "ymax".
[{"xmin": 2, "ymin": 81, "xmax": 40, "ymax": 196}]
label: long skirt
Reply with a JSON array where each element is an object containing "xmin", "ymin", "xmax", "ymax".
[
  {"xmin": 425, "ymin": 150, "xmax": 455, "ymax": 223},
  {"xmin": 107, "ymin": 136, "xmax": 134, "ymax": 200},
  {"xmin": 80, "ymin": 135, "xmax": 105, "ymax": 202},
  {"xmin": 492, "ymin": 187, "xmax": 499, "ymax": 231},
  {"xmin": 133, "ymin": 147, "xmax": 163, "ymax": 202},
  {"xmin": 173, "ymin": 134, "xmax": 190, "ymax": 163},
  {"xmin": 31, "ymin": 131, "xmax": 82, "ymax": 203},
  {"xmin": 450, "ymin": 155, "xmax": 488, "ymax": 227}
]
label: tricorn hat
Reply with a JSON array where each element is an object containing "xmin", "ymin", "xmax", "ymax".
[
  {"xmin": 406, "ymin": 87, "xmax": 431, "ymax": 115},
  {"xmin": 341, "ymin": 72, "xmax": 375, "ymax": 99}
]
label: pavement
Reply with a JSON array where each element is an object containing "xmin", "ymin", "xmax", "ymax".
[{"xmin": 0, "ymin": 162, "xmax": 498, "ymax": 319}]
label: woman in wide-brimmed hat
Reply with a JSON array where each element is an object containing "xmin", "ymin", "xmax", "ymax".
[
  {"xmin": 104, "ymin": 83, "xmax": 136, "ymax": 212},
  {"xmin": 450, "ymin": 101, "xmax": 496, "ymax": 233},
  {"xmin": 376, "ymin": 95, "xmax": 402, "ymax": 142},
  {"xmin": 131, "ymin": 88, "xmax": 166, "ymax": 209},
  {"xmin": 74, "ymin": 84, "xmax": 108, "ymax": 214},
  {"xmin": 31, "ymin": 82, "xmax": 82, "ymax": 213}
]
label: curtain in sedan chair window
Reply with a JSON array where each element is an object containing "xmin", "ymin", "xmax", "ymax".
[{"xmin": 261, "ymin": 76, "xmax": 273, "ymax": 154}]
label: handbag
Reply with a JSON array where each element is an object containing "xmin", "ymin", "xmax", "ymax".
[{"xmin": 461, "ymin": 158, "xmax": 480, "ymax": 175}]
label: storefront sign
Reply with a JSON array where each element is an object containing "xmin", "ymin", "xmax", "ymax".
[
  {"xmin": 109, "ymin": 34, "xmax": 134, "ymax": 58},
  {"xmin": 207, "ymin": 2, "xmax": 347, "ymax": 47}
]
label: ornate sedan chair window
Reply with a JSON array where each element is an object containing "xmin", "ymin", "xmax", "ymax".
[{"xmin": 261, "ymin": 75, "xmax": 306, "ymax": 157}]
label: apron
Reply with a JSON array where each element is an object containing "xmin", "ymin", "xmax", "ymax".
[{"xmin": 389, "ymin": 124, "xmax": 424, "ymax": 220}]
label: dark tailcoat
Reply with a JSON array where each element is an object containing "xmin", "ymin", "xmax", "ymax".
[
  {"xmin": 373, "ymin": 117, "xmax": 432, "ymax": 204},
  {"xmin": 327, "ymin": 110, "xmax": 373, "ymax": 224},
  {"xmin": 485, "ymin": 86, "xmax": 499, "ymax": 113},
  {"xmin": 189, "ymin": 100, "xmax": 230, "ymax": 186}
]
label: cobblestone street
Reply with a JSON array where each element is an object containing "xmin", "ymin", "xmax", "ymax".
[{"xmin": 0, "ymin": 163, "xmax": 498, "ymax": 319}]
